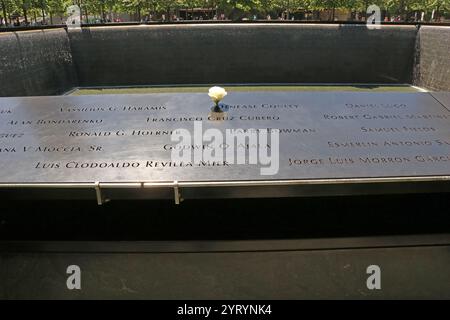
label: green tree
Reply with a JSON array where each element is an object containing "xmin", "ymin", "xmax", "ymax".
[{"xmin": 1, "ymin": 0, "xmax": 19, "ymax": 24}]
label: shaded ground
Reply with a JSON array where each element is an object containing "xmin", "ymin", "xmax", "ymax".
[{"xmin": 0, "ymin": 194, "xmax": 449, "ymax": 241}]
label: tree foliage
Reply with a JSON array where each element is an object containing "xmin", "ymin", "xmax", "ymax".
[{"xmin": 1, "ymin": 0, "xmax": 449, "ymax": 24}]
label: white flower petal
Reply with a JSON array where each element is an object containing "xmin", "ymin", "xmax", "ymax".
[{"xmin": 208, "ymin": 86, "xmax": 227, "ymax": 103}]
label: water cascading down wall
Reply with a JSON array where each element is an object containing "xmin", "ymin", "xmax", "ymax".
[{"xmin": 0, "ymin": 24, "xmax": 449, "ymax": 97}]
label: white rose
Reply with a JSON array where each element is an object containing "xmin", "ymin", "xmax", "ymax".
[{"xmin": 208, "ymin": 86, "xmax": 227, "ymax": 104}]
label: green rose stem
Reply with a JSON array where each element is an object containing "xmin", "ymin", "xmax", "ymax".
[{"xmin": 213, "ymin": 101, "xmax": 222, "ymax": 112}]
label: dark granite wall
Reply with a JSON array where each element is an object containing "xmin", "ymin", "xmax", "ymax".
[
  {"xmin": 3, "ymin": 24, "xmax": 448, "ymax": 96},
  {"xmin": 414, "ymin": 26, "xmax": 450, "ymax": 91},
  {"xmin": 0, "ymin": 28, "xmax": 77, "ymax": 97},
  {"xmin": 68, "ymin": 24, "xmax": 417, "ymax": 87}
]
